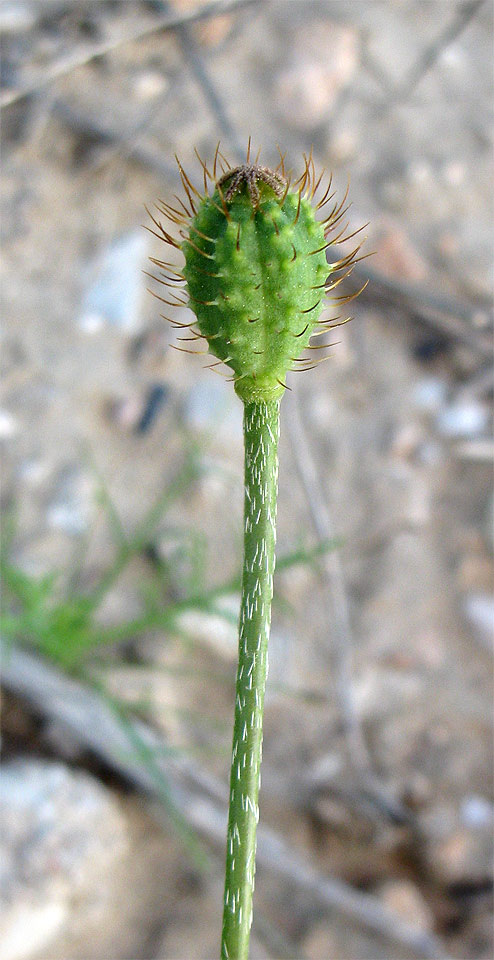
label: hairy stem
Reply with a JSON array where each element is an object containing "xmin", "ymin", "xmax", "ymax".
[{"xmin": 221, "ymin": 398, "xmax": 280, "ymax": 960}]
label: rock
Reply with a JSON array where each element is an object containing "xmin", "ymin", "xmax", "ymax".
[
  {"xmin": 176, "ymin": 609, "xmax": 238, "ymax": 661},
  {"xmin": 441, "ymin": 161, "xmax": 466, "ymax": 187},
  {"xmin": 17, "ymin": 458, "xmax": 52, "ymax": 487},
  {"xmin": 0, "ymin": 759, "xmax": 128, "ymax": 960},
  {"xmin": 104, "ymin": 384, "xmax": 168, "ymax": 434},
  {"xmin": 302, "ymin": 917, "xmax": 383, "ymax": 960},
  {"xmin": 457, "ymin": 554, "xmax": 494, "ymax": 593},
  {"xmin": 454, "ymin": 440, "xmax": 494, "ymax": 462},
  {"xmin": 412, "ymin": 377, "xmax": 448, "ymax": 414},
  {"xmin": 1, "ymin": 904, "xmax": 67, "ymax": 960},
  {"xmin": 183, "ymin": 377, "xmax": 243, "ymax": 442},
  {"xmin": 274, "ymin": 23, "xmax": 359, "ymax": 129},
  {"xmin": 0, "ymin": 410, "xmax": 19, "ymax": 440},
  {"xmin": 329, "ymin": 127, "xmax": 359, "ymax": 163},
  {"xmin": 196, "ymin": 13, "xmax": 234, "ymax": 48},
  {"xmin": 390, "ymin": 422, "xmax": 424, "ymax": 461},
  {"xmin": 372, "ymin": 223, "xmax": 428, "ymax": 282},
  {"xmin": 460, "ymin": 795, "xmax": 494, "ymax": 831},
  {"xmin": 133, "ymin": 70, "xmax": 168, "ymax": 101},
  {"xmin": 302, "ymin": 920, "xmax": 343, "ymax": 960},
  {"xmin": 46, "ymin": 465, "xmax": 94, "ymax": 536},
  {"xmin": 422, "ymin": 799, "xmax": 494, "ymax": 887},
  {"xmin": 0, "ymin": 3, "xmax": 35, "ymax": 33},
  {"xmin": 79, "ymin": 231, "xmax": 148, "ymax": 335},
  {"xmin": 379, "ymin": 880, "xmax": 433, "ymax": 932},
  {"xmin": 434, "ymin": 828, "xmax": 493, "ymax": 886},
  {"xmin": 462, "ymin": 593, "xmax": 494, "ymax": 653},
  {"xmin": 103, "ymin": 390, "xmax": 145, "ymax": 431},
  {"xmin": 437, "ymin": 400, "xmax": 489, "ymax": 439},
  {"xmin": 353, "ymin": 666, "xmax": 422, "ymax": 720}
]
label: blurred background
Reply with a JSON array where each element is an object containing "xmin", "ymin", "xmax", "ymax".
[{"xmin": 1, "ymin": 1, "xmax": 493, "ymax": 958}]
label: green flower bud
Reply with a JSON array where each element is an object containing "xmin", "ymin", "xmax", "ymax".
[{"xmin": 148, "ymin": 146, "xmax": 367, "ymax": 402}]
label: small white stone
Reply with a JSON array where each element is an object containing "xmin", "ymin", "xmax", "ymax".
[
  {"xmin": 379, "ymin": 880, "xmax": 433, "ymax": 932},
  {"xmin": 177, "ymin": 610, "xmax": 238, "ymax": 660},
  {"xmin": 133, "ymin": 71, "xmax": 169, "ymax": 101},
  {"xmin": 46, "ymin": 503, "xmax": 87, "ymax": 536},
  {"xmin": 438, "ymin": 400, "xmax": 489, "ymax": 438},
  {"xmin": 79, "ymin": 231, "xmax": 148, "ymax": 335},
  {"xmin": 0, "ymin": 3, "xmax": 35, "ymax": 32},
  {"xmin": 0, "ymin": 902, "xmax": 67, "ymax": 960},
  {"xmin": 0, "ymin": 760, "xmax": 128, "ymax": 960},
  {"xmin": 18, "ymin": 459, "xmax": 51, "ymax": 486},
  {"xmin": 412, "ymin": 377, "xmax": 448, "ymax": 412},
  {"xmin": 407, "ymin": 160, "xmax": 433, "ymax": 184},
  {"xmin": 442, "ymin": 161, "xmax": 465, "ymax": 187},
  {"xmin": 0, "ymin": 410, "xmax": 18, "ymax": 439},
  {"xmin": 78, "ymin": 312, "xmax": 104, "ymax": 335},
  {"xmin": 460, "ymin": 795, "xmax": 494, "ymax": 830},
  {"xmin": 463, "ymin": 593, "xmax": 494, "ymax": 651}
]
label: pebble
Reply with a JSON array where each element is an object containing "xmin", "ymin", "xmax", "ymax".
[
  {"xmin": 328, "ymin": 127, "xmax": 358, "ymax": 163},
  {"xmin": 183, "ymin": 377, "xmax": 243, "ymax": 442},
  {"xmin": 46, "ymin": 466, "xmax": 93, "ymax": 536},
  {"xmin": 133, "ymin": 70, "xmax": 169, "ymax": 101},
  {"xmin": 17, "ymin": 458, "xmax": 52, "ymax": 487},
  {"xmin": 441, "ymin": 161, "xmax": 466, "ymax": 187},
  {"xmin": 274, "ymin": 24, "xmax": 359, "ymax": 129},
  {"xmin": 265, "ymin": 630, "xmax": 292, "ymax": 691},
  {"xmin": 353, "ymin": 667, "xmax": 422, "ymax": 719},
  {"xmin": 302, "ymin": 918, "xmax": 377, "ymax": 960},
  {"xmin": 454, "ymin": 439, "xmax": 494, "ymax": 462},
  {"xmin": 104, "ymin": 392, "xmax": 145, "ymax": 431},
  {"xmin": 78, "ymin": 312, "xmax": 104, "ymax": 335},
  {"xmin": 457, "ymin": 554, "xmax": 494, "ymax": 593},
  {"xmin": 0, "ymin": 3, "xmax": 35, "ymax": 32},
  {"xmin": 462, "ymin": 593, "xmax": 494, "ymax": 652},
  {"xmin": 372, "ymin": 224, "xmax": 428, "ymax": 282},
  {"xmin": 306, "ymin": 752, "xmax": 344, "ymax": 787},
  {"xmin": 434, "ymin": 828, "xmax": 493, "ymax": 885},
  {"xmin": 79, "ymin": 231, "xmax": 148, "ymax": 335},
  {"xmin": 197, "ymin": 13, "xmax": 233, "ymax": 48},
  {"xmin": 436, "ymin": 230, "xmax": 460, "ymax": 259},
  {"xmin": 0, "ymin": 410, "xmax": 19, "ymax": 440},
  {"xmin": 407, "ymin": 160, "xmax": 433, "ymax": 185},
  {"xmin": 390, "ymin": 422, "xmax": 424, "ymax": 460},
  {"xmin": 437, "ymin": 399, "xmax": 489, "ymax": 439},
  {"xmin": 422, "ymin": 800, "xmax": 494, "ymax": 886},
  {"xmin": 46, "ymin": 503, "xmax": 87, "ymax": 535},
  {"xmin": 460, "ymin": 795, "xmax": 494, "ymax": 831},
  {"xmin": 176, "ymin": 609, "xmax": 238, "ymax": 661},
  {"xmin": 0, "ymin": 759, "xmax": 128, "ymax": 960},
  {"xmin": 379, "ymin": 880, "xmax": 433, "ymax": 931},
  {"xmin": 412, "ymin": 377, "xmax": 448, "ymax": 413},
  {"xmin": 105, "ymin": 384, "xmax": 169, "ymax": 434},
  {"xmin": 1, "ymin": 903, "xmax": 67, "ymax": 960}
]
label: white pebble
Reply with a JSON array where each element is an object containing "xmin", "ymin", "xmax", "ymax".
[
  {"xmin": 438, "ymin": 400, "xmax": 489, "ymax": 438},
  {"xmin": 0, "ymin": 410, "xmax": 18, "ymax": 439}
]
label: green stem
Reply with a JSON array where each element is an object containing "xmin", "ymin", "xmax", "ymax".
[{"xmin": 221, "ymin": 398, "xmax": 280, "ymax": 960}]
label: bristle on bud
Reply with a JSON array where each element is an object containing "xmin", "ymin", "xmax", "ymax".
[{"xmin": 147, "ymin": 143, "xmax": 368, "ymax": 401}]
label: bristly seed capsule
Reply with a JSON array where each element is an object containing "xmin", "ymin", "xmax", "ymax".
[
  {"xmin": 148, "ymin": 144, "xmax": 367, "ymax": 403},
  {"xmin": 146, "ymin": 142, "xmax": 369, "ymax": 960}
]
